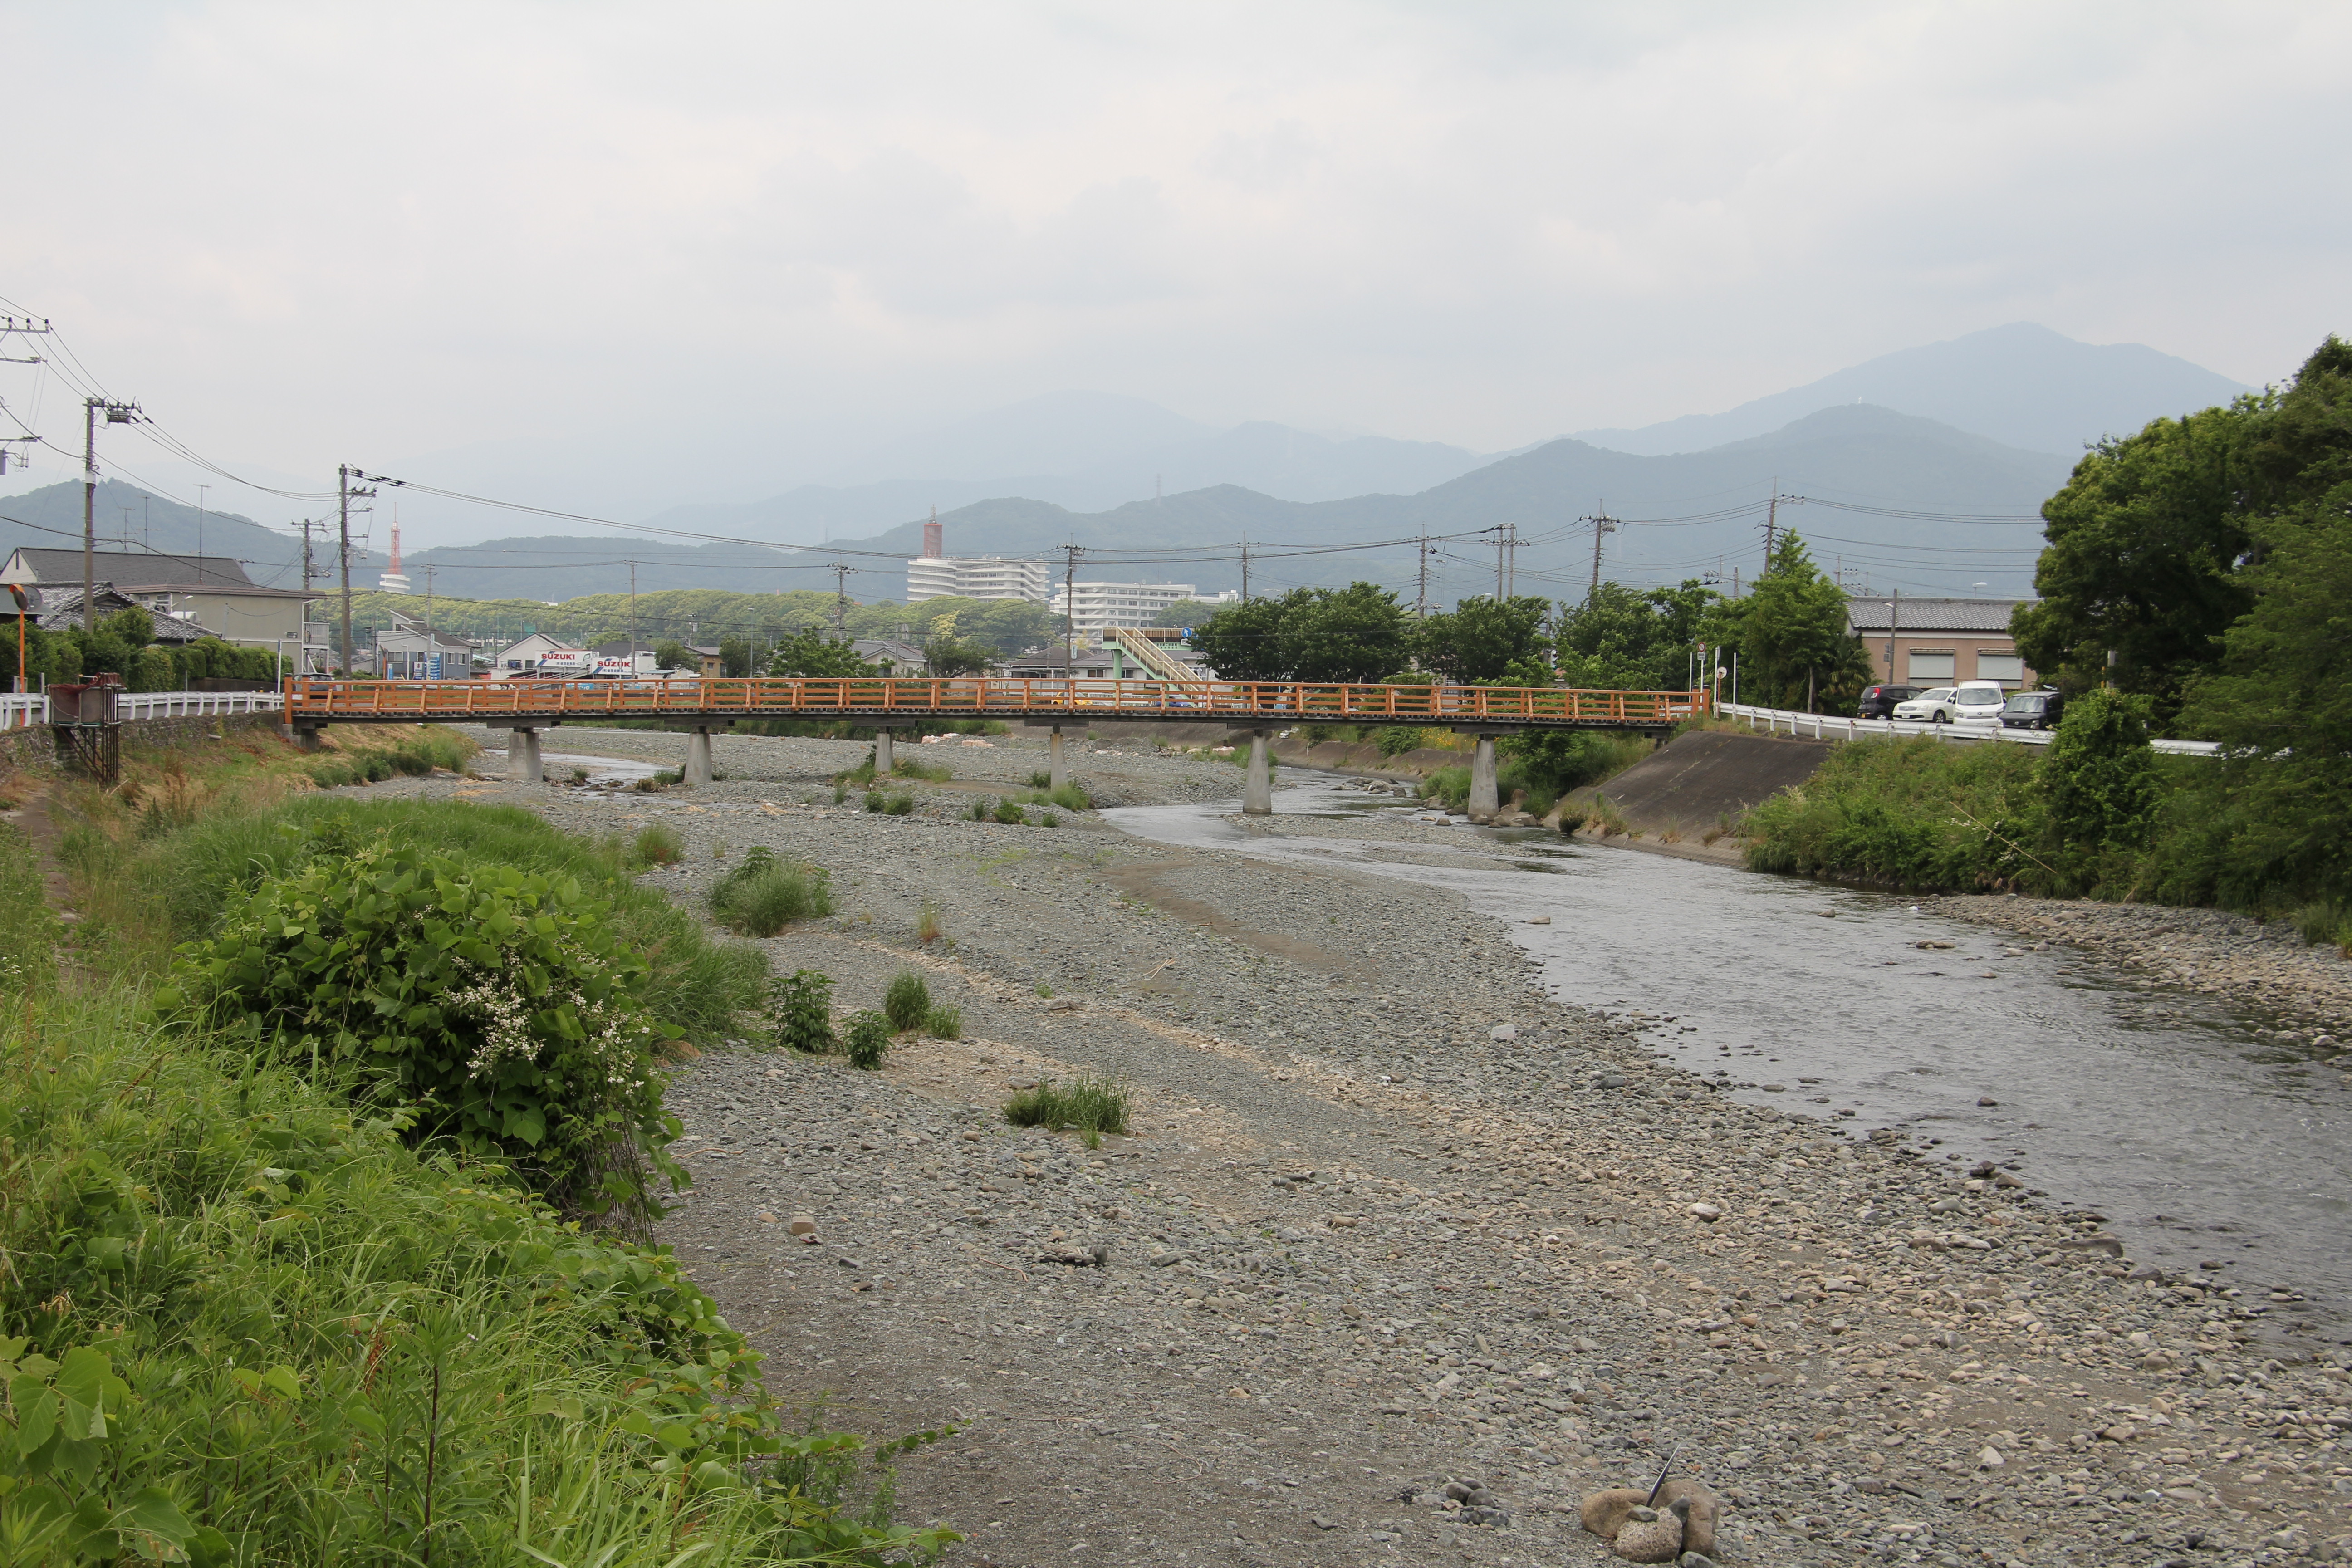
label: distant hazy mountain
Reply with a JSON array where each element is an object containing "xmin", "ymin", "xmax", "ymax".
[
  {"xmin": 635, "ymin": 401, "xmax": 1494, "ymax": 547},
  {"xmin": 0, "ymin": 479, "xmax": 381, "ymax": 589},
  {"xmin": 1576, "ymin": 322, "xmax": 2250, "ymax": 456},
  {"xmin": 819, "ymin": 405, "xmax": 2073, "ymax": 603}
]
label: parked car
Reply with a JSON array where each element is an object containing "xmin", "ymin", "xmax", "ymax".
[
  {"xmin": 1857, "ymin": 683, "xmax": 1918, "ymax": 720},
  {"xmin": 1892, "ymin": 686, "xmax": 1956, "ymax": 721},
  {"xmin": 2000, "ymin": 690, "xmax": 2066, "ymax": 730},
  {"xmin": 1947, "ymin": 682, "xmax": 2009, "ymax": 723}
]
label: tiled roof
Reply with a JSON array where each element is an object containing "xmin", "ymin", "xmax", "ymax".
[{"xmin": 1846, "ymin": 598, "xmax": 2027, "ymax": 635}]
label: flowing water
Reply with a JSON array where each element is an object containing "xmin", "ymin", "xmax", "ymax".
[{"xmin": 1106, "ymin": 780, "xmax": 2352, "ymax": 1339}]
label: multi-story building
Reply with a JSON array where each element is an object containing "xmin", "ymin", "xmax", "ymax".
[
  {"xmin": 1048, "ymin": 581, "xmax": 1229, "ymax": 634},
  {"xmin": 905, "ymin": 555, "xmax": 1053, "ymax": 603},
  {"xmin": 1845, "ymin": 597, "xmax": 2036, "ymax": 689}
]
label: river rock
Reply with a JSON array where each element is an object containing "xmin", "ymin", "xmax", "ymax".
[
  {"xmin": 1612, "ymin": 1506, "xmax": 1682, "ymax": 1562},
  {"xmin": 1581, "ymin": 1487, "xmax": 1651, "ymax": 1539},
  {"xmin": 1686, "ymin": 1202, "xmax": 1723, "ymax": 1222},
  {"xmin": 1656, "ymin": 1480, "xmax": 1719, "ymax": 1557}
]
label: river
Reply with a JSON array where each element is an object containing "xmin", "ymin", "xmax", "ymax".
[{"xmin": 1105, "ymin": 779, "xmax": 2350, "ymax": 1340}]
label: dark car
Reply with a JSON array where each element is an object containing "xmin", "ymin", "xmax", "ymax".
[
  {"xmin": 1857, "ymin": 684, "xmax": 1918, "ymax": 720},
  {"xmin": 2000, "ymin": 690, "xmax": 2065, "ymax": 730}
]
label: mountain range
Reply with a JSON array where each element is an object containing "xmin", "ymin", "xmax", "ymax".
[{"xmin": 0, "ymin": 323, "xmax": 2253, "ymax": 609}]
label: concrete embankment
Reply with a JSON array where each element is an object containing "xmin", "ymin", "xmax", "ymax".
[{"xmin": 1568, "ymin": 728, "xmax": 1829, "ymax": 837}]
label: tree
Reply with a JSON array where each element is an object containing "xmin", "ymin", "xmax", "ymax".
[
  {"xmin": 1277, "ymin": 583, "xmax": 1411, "ymax": 683},
  {"xmin": 1185, "ymin": 597, "xmax": 1288, "ymax": 681},
  {"xmin": 767, "ymin": 626, "xmax": 870, "ymax": 678},
  {"xmin": 1555, "ymin": 580, "xmax": 1719, "ymax": 690},
  {"xmin": 718, "ymin": 635, "xmax": 754, "ymax": 678},
  {"xmin": 2011, "ymin": 398, "xmax": 2269, "ymax": 724},
  {"xmin": 1149, "ymin": 598, "xmax": 1226, "ymax": 629},
  {"xmin": 652, "ymin": 638, "xmax": 692, "ymax": 672},
  {"xmin": 1414, "ymin": 595, "xmax": 1552, "ymax": 684},
  {"xmin": 1706, "ymin": 534, "xmax": 1870, "ymax": 711},
  {"xmin": 2172, "ymin": 336, "xmax": 2352, "ymax": 902}
]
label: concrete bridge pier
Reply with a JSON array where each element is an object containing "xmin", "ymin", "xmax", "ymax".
[
  {"xmin": 1243, "ymin": 728, "xmax": 1273, "ymax": 815},
  {"xmin": 508, "ymin": 725, "xmax": 544, "ymax": 784},
  {"xmin": 1465, "ymin": 732, "xmax": 1499, "ymax": 823},
  {"xmin": 1048, "ymin": 726, "xmax": 1068, "ymax": 792},
  {"xmin": 683, "ymin": 726, "xmax": 715, "ymax": 786},
  {"xmin": 284, "ymin": 722, "xmax": 323, "ymax": 753},
  {"xmin": 874, "ymin": 727, "xmax": 895, "ymax": 778}
]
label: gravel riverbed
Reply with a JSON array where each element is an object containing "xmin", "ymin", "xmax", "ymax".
[{"xmin": 347, "ymin": 725, "xmax": 2350, "ymax": 1568}]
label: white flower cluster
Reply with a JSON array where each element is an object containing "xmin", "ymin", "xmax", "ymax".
[
  {"xmin": 446, "ymin": 963, "xmax": 539, "ymax": 1078},
  {"xmin": 446, "ymin": 947, "xmax": 655, "ymax": 1099}
]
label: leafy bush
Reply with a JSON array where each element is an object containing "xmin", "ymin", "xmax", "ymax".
[
  {"xmin": 1422, "ymin": 765, "xmax": 1470, "ymax": 810},
  {"xmin": 885, "ymin": 792, "xmax": 915, "ymax": 816},
  {"xmin": 769, "ymin": 969, "xmax": 836, "ymax": 1054},
  {"xmin": 1377, "ymin": 725, "xmax": 1433, "ymax": 757},
  {"xmin": 1027, "ymin": 769, "xmax": 1052, "ymax": 789},
  {"xmin": 1043, "ymin": 782, "xmax": 1091, "ymax": 813},
  {"xmin": 884, "ymin": 971, "xmax": 932, "ymax": 1032},
  {"xmin": 1035, "ymin": 810, "xmax": 1059, "ymax": 828},
  {"xmin": 710, "ymin": 845, "xmax": 833, "ymax": 936},
  {"xmin": 163, "ymin": 837, "xmax": 683, "ymax": 1219},
  {"xmin": 2044, "ymin": 688, "xmax": 2160, "ymax": 853},
  {"xmin": 991, "ymin": 799, "xmax": 1027, "ymax": 826},
  {"xmin": 632, "ymin": 822, "xmax": 685, "ymax": 866},
  {"xmin": 145, "ymin": 799, "xmax": 765, "ymax": 1042},
  {"xmin": 842, "ymin": 1011, "xmax": 892, "ymax": 1070},
  {"xmin": 923, "ymin": 1003, "xmax": 963, "ymax": 1040}
]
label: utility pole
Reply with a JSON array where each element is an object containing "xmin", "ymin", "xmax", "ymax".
[
  {"xmin": 338, "ymin": 465, "xmax": 377, "ymax": 676},
  {"xmin": 831, "ymin": 563, "xmax": 851, "ymax": 637},
  {"xmin": 1585, "ymin": 506, "xmax": 1621, "ymax": 599},
  {"xmin": 81, "ymin": 396, "xmax": 140, "ymax": 631},
  {"xmin": 1762, "ymin": 476, "xmax": 1780, "ymax": 566},
  {"xmin": 299, "ymin": 519, "xmax": 316, "ymax": 593},
  {"xmin": 1886, "ymin": 588, "xmax": 1900, "ymax": 683},
  {"xmin": 195, "ymin": 484, "xmax": 211, "ymax": 585},
  {"xmin": 1239, "ymin": 537, "xmax": 1250, "ymax": 602},
  {"xmin": 1061, "ymin": 544, "xmax": 1083, "ymax": 671},
  {"xmin": 1495, "ymin": 524, "xmax": 1507, "ymax": 598},
  {"xmin": 1416, "ymin": 527, "xmax": 1431, "ymax": 617},
  {"xmin": 628, "ymin": 560, "xmax": 638, "ymax": 668}
]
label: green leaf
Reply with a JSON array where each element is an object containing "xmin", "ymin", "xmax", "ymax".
[
  {"xmin": 53, "ymin": 1347, "xmax": 109, "ymax": 1440},
  {"xmin": 11, "ymin": 1377, "xmax": 58, "ymax": 1455}
]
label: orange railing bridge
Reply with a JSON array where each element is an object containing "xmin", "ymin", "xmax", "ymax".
[{"xmin": 282, "ymin": 676, "xmax": 1708, "ymax": 818}]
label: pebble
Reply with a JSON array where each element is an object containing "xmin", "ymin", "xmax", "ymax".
[{"xmin": 333, "ymin": 725, "xmax": 2335, "ymax": 1568}]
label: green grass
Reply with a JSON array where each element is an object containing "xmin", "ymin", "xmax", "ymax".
[
  {"xmin": 1741, "ymin": 735, "xmax": 2049, "ymax": 890},
  {"xmin": 1002, "ymin": 1071, "xmax": 1132, "ymax": 1146},
  {"xmin": 0, "ymin": 830, "xmax": 953, "ymax": 1567},
  {"xmin": 884, "ymin": 971, "xmax": 931, "ymax": 1032},
  {"xmin": 136, "ymin": 797, "xmax": 768, "ymax": 1042},
  {"xmin": 892, "ymin": 755, "xmax": 952, "ymax": 782},
  {"xmin": 923, "ymin": 1003, "xmax": 963, "ymax": 1040},
  {"xmin": 711, "ymin": 845, "xmax": 835, "ymax": 937},
  {"xmin": 632, "ymin": 821, "xmax": 686, "ymax": 865}
]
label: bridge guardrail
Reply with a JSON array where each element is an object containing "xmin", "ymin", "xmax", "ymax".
[{"xmin": 283, "ymin": 676, "xmax": 1709, "ymax": 729}]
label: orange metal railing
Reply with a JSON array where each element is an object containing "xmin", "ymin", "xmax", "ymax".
[{"xmin": 282, "ymin": 676, "xmax": 1707, "ymax": 727}]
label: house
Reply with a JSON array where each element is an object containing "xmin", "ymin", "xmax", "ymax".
[
  {"xmin": 993, "ymin": 644, "xmax": 1119, "ymax": 681},
  {"xmin": 488, "ymin": 631, "xmax": 581, "ymax": 678},
  {"xmin": 5, "ymin": 582, "xmax": 211, "ymax": 646},
  {"xmin": 851, "ymin": 637, "xmax": 928, "ymax": 674},
  {"xmin": 686, "ymin": 644, "xmax": 723, "ymax": 678},
  {"xmin": 374, "ymin": 612, "xmax": 476, "ymax": 679},
  {"xmin": 1845, "ymin": 597, "xmax": 2037, "ymax": 689},
  {"xmin": 0, "ymin": 548, "xmax": 322, "ymax": 667}
]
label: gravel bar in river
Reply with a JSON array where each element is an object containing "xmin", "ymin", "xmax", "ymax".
[{"xmin": 349, "ymin": 725, "xmax": 2351, "ymax": 1568}]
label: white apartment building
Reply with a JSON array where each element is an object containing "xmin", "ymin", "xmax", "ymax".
[
  {"xmin": 905, "ymin": 556, "xmax": 1052, "ymax": 603},
  {"xmin": 1049, "ymin": 581, "xmax": 1229, "ymax": 634}
]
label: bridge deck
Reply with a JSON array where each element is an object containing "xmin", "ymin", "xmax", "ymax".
[{"xmin": 284, "ymin": 677, "xmax": 1703, "ymax": 731}]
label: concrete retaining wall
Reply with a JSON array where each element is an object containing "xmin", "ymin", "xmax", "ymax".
[
  {"xmin": 0, "ymin": 711, "xmax": 282, "ymax": 778},
  {"xmin": 1568, "ymin": 728, "xmax": 1830, "ymax": 835}
]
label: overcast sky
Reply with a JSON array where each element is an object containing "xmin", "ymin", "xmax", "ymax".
[{"xmin": 2, "ymin": 1, "xmax": 2345, "ymax": 541}]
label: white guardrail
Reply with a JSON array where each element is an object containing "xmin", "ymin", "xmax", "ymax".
[
  {"xmin": 2, "ymin": 691, "xmax": 285, "ymax": 728},
  {"xmin": 1718, "ymin": 701, "xmax": 2220, "ymax": 756}
]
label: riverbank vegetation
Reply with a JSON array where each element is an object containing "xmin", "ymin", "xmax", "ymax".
[
  {"xmin": 5, "ymin": 766, "xmax": 954, "ymax": 1563},
  {"xmin": 1748, "ymin": 337, "xmax": 2352, "ymax": 941}
]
